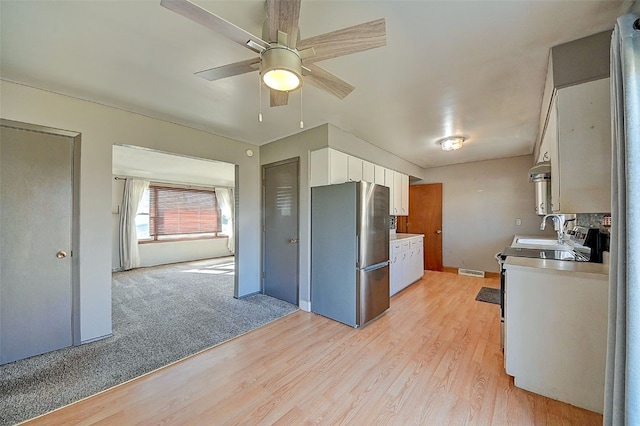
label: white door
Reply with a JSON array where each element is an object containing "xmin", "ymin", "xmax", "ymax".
[{"xmin": 0, "ymin": 124, "xmax": 74, "ymax": 364}]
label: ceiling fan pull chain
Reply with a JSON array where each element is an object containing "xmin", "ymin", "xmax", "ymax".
[
  {"xmin": 300, "ymin": 85, "xmax": 304, "ymax": 129},
  {"xmin": 258, "ymin": 73, "xmax": 263, "ymax": 123}
]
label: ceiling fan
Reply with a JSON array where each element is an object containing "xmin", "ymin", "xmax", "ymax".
[{"xmin": 160, "ymin": 0, "xmax": 386, "ymax": 107}]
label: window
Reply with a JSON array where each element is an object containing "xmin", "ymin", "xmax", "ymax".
[{"xmin": 136, "ymin": 185, "xmax": 222, "ymax": 241}]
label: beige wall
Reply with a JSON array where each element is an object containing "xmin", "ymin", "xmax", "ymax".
[
  {"xmin": 417, "ymin": 155, "xmax": 555, "ymax": 273},
  {"xmin": 1, "ymin": 80, "xmax": 262, "ymax": 343}
]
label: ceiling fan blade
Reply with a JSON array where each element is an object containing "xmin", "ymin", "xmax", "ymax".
[
  {"xmin": 297, "ymin": 18, "xmax": 386, "ymax": 64},
  {"xmin": 266, "ymin": 0, "xmax": 301, "ymax": 49},
  {"xmin": 270, "ymin": 90, "xmax": 289, "ymax": 107},
  {"xmin": 195, "ymin": 58, "xmax": 260, "ymax": 81},
  {"xmin": 303, "ymin": 64, "xmax": 355, "ymax": 100},
  {"xmin": 161, "ymin": 0, "xmax": 269, "ymax": 53}
]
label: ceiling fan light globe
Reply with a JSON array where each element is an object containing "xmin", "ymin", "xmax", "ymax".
[
  {"xmin": 263, "ymin": 69, "xmax": 300, "ymax": 91},
  {"xmin": 261, "ymin": 46, "xmax": 302, "ymax": 92}
]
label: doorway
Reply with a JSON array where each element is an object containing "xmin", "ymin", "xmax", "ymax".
[
  {"xmin": 111, "ymin": 145, "xmax": 237, "ymax": 294},
  {"xmin": 0, "ymin": 119, "xmax": 80, "ymax": 365},
  {"xmin": 397, "ymin": 183, "xmax": 443, "ymax": 271},
  {"xmin": 262, "ymin": 158, "xmax": 299, "ymax": 305}
]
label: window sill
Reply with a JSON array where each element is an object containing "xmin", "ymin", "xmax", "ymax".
[{"xmin": 138, "ymin": 235, "xmax": 228, "ymax": 245}]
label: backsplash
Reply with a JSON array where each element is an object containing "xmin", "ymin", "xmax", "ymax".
[
  {"xmin": 576, "ymin": 213, "xmax": 611, "ymax": 230},
  {"xmin": 390, "ymin": 216, "xmax": 397, "ymax": 230}
]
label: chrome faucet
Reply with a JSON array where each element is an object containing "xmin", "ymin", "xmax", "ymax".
[{"xmin": 540, "ymin": 214, "xmax": 565, "ymax": 243}]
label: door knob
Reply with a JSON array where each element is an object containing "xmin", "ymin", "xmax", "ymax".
[
  {"xmin": 56, "ymin": 251, "xmax": 67, "ymax": 259},
  {"xmin": 289, "ymin": 238, "xmax": 299, "ymax": 244},
  {"xmin": 436, "ymin": 230, "xmax": 442, "ymax": 234}
]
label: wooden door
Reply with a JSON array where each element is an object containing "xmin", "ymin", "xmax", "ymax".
[{"xmin": 396, "ymin": 183, "xmax": 442, "ymax": 271}]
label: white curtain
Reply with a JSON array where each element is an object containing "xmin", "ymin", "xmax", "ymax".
[
  {"xmin": 604, "ymin": 13, "xmax": 640, "ymax": 425},
  {"xmin": 119, "ymin": 178, "xmax": 149, "ymax": 270},
  {"xmin": 216, "ymin": 187, "xmax": 235, "ymax": 254}
]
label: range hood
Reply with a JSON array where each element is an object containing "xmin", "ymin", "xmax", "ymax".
[
  {"xmin": 529, "ymin": 162, "xmax": 551, "ymax": 215},
  {"xmin": 528, "ymin": 161, "xmax": 551, "ymax": 182}
]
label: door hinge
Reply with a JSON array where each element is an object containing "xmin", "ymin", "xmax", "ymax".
[{"xmin": 262, "ymin": 272, "xmax": 265, "ymax": 279}]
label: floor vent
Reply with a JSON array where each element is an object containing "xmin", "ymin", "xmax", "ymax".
[{"xmin": 458, "ymin": 268, "xmax": 486, "ymax": 278}]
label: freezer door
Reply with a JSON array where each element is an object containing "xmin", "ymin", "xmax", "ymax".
[
  {"xmin": 357, "ymin": 264, "xmax": 390, "ymax": 327},
  {"xmin": 358, "ymin": 182, "xmax": 390, "ymax": 268}
]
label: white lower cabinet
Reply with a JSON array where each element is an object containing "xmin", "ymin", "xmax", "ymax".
[
  {"xmin": 504, "ymin": 260, "xmax": 608, "ymax": 413},
  {"xmin": 389, "ymin": 235, "xmax": 424, "ymax": 296},
  {"xmin": 389, "ymin": 241, "xmax": 403, "ymax": 296}
]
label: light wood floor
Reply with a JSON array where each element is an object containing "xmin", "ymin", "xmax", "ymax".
[{"xmin": 25, "ymin": 271, "xmax": 602, "ymax": 425}]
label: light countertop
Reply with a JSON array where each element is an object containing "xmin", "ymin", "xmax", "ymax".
[{"xmin": 504, "ymin": 256, "xmax": 609, "ymax": 278}]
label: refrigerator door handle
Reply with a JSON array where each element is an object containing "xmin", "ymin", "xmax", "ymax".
[
  {"xmin": 362, "ymin": 260, "xmax": 390, "ymax": 272},
  {"xmin": 356, "ymin": 235, "xmax": 360, "ymax": 268}
]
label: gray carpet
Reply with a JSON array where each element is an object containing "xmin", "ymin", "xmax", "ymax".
[
  {"xmin": 0, "ymin": 257, "xmax": 298, "ymax": 425},
  {"xmin": 475, "ymin": 286, "xmax": 501, "ymax": 305}
]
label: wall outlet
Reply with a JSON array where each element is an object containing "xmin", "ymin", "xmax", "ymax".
[{"xmin": 516, "ymin": 218, "xmax": 522, "ymax": 226}]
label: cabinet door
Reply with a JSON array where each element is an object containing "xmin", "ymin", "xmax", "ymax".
[
  {"xmin": 556, "ymin": 78, "xmax": 611, "ymax": 213},
  {"xmin": 393, "ymin": 171, "xmax": 402, "ymax": 216},
  {"xmin": 310, "ymin": 148, "xmax": 329, "ymax": 187},
  {"xmin": 329, "ymin": 149, "xmax": 348, "ymax": 184},
  {"xmin": 389, "ymin": 242, "xmax": 403, "ymax": 296},
  {"xmin": 385, "ymin": 169, "xmax": 395, "ymax": 215},
  {"xmin": 400, "ymin": 241, "xmax": 410, "ymax": 289},
  {"xmin": 347, "ymin": 156, "xmax": 363, "ymax": 182},
  {"xmin": 374, "ymin": 165, "xmax": 386, "ymax": 185},
  {"xmin": 546, "ymin": 96, "xmax": 560, "ymax": 212},
  {"xmin": 409, "ymin": 237, "xmax": 424, "ymax": 282},
  {"xmin": 400, "ymin": 174, "xmax": 409, "ymax": 216},
  {"xmin": 362, "ymin": 160, "xmax": 375, "ymax": 183}
]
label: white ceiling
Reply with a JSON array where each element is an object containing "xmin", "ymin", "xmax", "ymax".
[
  {"xmin": 0, "ymin": 1, "xmax": 632, "ymax": 169},
  {"xmin": 112, "ymin": 145, "xmax": 235, "ymax": 187}
]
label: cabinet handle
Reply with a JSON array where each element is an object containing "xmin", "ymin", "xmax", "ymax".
[{"xmin": 436, "ymin": 230, "xmax": 442, "ymax": 234}]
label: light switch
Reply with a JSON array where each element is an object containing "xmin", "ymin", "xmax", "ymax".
[{"xmin": 516, "ymin": 218, "xmax": 522, "ymax": 226}]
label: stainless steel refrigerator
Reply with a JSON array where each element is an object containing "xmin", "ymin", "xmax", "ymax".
[{"xmin": 311, "ymin": 181, "xmax": 390, "ymax": 327}]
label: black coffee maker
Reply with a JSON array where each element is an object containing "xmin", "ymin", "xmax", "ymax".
[{"xmin": 584, "ymin": 228, "xmax": 609, "ymax": 263}]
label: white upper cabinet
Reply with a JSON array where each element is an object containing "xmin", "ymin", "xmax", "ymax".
[
  {"xmin": 310, "ymin": 148, "xmax": 347, "ymax": 186},
  {"xmin": 546, "ymin": 78, "xmax": 611, "ymax": 213},
  {"xmin": 347, "ymin": 156, "xmax": 363, "ymax": 182},
  {"xmin": 374, "ymin": 164, "xmax": 386, "ymax": 185},
  {"xmin": 384, "ymin": 168, "xmax": 395, "ymax": 215},
  {"xmin": 390, "ymin": 171, "xmax": 409, "ymax": 216},
  {"xmin": 330, "ymin": 149, "xmax": 349, "ymax": 184},
  {"xmin": 362, "ymin": 160, "xmax": 375, "ymax": 183},
  {"xmin": 310, "ymin": 148, "xmax": 410, "ymax": 215},
  {"xmin": 400, "ymin": 173, "xmax": 409, "ymax": 216}
]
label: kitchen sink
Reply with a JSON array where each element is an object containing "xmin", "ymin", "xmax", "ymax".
[
  {"xmin": 501, "ymin": 247, "xmax": 590, "ymax": 261},
  {"xmin": 515, "ymin": 238, "xmax": 565, "ymax": 246}
]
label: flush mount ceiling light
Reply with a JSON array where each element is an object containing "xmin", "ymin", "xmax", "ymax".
[
  {"xmin": 261, "ymin": 46, "xmax": 302, "ymax": 92},
  {"xmin": 438, "ymin": 136, "xmax": 466, "ymax": 151}
]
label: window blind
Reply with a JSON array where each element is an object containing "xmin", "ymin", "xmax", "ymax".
[{"xmin": 149, "ymin": 186, "xmax": 220, "ymax": 238}]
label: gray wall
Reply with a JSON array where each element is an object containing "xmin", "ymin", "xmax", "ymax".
[
  {"xmin": 260, "ymin": 123, "xmax": 423, "ymax": 309},
  {"xmin": 417, "ymin": 154, "xmax": 555, "ymax": 273},
  {"xmin": 1, "ymin": 80, "xmax": 262, "ymax": 343},
  {"xmin": 260, "ymin": 125, "xmax": 328, "ymax": 309}
]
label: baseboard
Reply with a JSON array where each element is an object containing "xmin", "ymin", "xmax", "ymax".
[
  {"xmin": 443, "ymin": 266, "xmax": 458, "ymax": 274},
  {"xmin": 299, "ymin": 299, "xmax": 311, "ymax": 312},
  {"xmin": 81, "ymin": 333, "xmax": 112, "ymax": 345}
]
